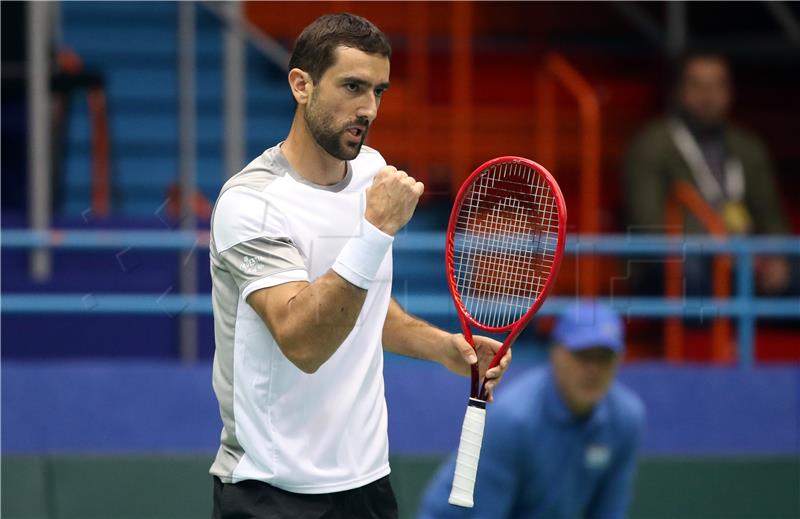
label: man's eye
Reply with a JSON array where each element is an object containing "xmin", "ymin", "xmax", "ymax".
[
  {"xmin": 374, "ymin": 88, "xmax": 385, "ymax": 98},
  {"xmin": 345, "ymin": 83, "xmax": 359, "ymax": 92}
]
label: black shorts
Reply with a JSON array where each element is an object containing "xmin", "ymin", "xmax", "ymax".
[{"xmin": 212, "ymin": 475, "xmax": 399, "ymax": 519}]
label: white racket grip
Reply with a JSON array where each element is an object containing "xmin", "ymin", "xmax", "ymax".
[{"xmin": 448, "ymin": 398, "xmax": 487, "ymax": 508}]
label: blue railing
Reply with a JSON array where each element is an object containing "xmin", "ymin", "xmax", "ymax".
[{"xmin": 2, "ymin": 230, "xmax": 798, "ymax": 367}]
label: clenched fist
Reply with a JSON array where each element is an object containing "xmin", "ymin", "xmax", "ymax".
[{"xmin": 365, "ymin": 166, "xmax": 424, "ymax": 236}]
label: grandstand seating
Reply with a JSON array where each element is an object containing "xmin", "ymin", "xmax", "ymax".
[
  {"xmin": 60, "ymin": 2, "xmax": 293, "ymax": 216},
  {"xmin": 59, "ymin": 2, "xmax": 799, "ymax": 229}
]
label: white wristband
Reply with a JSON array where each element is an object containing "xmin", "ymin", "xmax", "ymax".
[{"xmin": 332, "ymin": 218, "xmax": 393, "ymax": 290}]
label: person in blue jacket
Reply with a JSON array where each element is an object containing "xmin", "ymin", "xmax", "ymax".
[{"xmin": 419, "ymin": 301, "xmax": 645, "ymax": 519}]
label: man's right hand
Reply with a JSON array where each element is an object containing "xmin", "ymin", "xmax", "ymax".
[{"xmin": 365, "ymin": 166, "xmax": 424, "ymax": 235}]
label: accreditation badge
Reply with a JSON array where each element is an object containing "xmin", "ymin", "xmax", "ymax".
[
  {"xmin": 585, "ymin": 444, "xmax": 611, "ymax": 469},
  {"xmin": 722, "ymin": 202, "xmax": 752, "ymax": 235}
]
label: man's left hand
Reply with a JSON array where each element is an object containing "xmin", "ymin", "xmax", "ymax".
[{"xmin": 441, "ymin": 334, "xmax": 511, "ymax": 402}]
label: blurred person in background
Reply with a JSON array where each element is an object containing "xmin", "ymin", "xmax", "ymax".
[
  {"xmin": 623, "ymin": 51, "xmax": 796, "ymax": 296},
  {"xmin": 419, "ymin": 301, "xmax": 645, "ymax": 519}
]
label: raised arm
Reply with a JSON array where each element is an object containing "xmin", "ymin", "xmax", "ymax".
[
  {"xmin": 247, "ymin": 166, "xmax": 423, "ymax": 374},
  {"xmin": 247, "ymin": 275, "xmax": 366, "ymax": 373}
]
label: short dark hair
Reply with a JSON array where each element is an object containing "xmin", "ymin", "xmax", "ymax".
[{"xmin": 288, "ymin": 13, "xmax": 392, "ymax": 83}]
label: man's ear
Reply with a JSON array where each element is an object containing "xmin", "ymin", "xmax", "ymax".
[{"xmin": 288, "ymin": 68, "xmax": 313, "ymax": 106}]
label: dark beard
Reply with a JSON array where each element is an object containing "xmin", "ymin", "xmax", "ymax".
[
  {"xmin": 304, "ymin": 102, "xmax": 369, "ymax": 161},
  {"xmin": 678, "ymin": 108, "xmax": 725, "ymax": 139}
]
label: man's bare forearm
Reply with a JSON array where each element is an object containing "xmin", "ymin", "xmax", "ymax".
[
  {"xmin": 383, "ymin": 299, "xmax": 505, "ymax": 390},
  {"xmin": 382, "ymin": 298, "xmax": 451, "ymax": 363}
]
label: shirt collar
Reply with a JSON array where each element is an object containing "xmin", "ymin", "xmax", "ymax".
[
  {"xmin": 544, "ymin": 367, "xmax": 610, "ymax": 429},
  {"xmin": 271, "ymin": 143, "xmax": 354, "ymax": 193}
]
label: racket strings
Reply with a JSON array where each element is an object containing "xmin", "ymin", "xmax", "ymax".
[{"xmin": 453, "ymin": 162, "xmax": 560, "ymax": 328}]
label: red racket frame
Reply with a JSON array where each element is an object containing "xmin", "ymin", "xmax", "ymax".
[{"xmin": 445, "ymin": 156, "xmax": 567, "ymax": 399}]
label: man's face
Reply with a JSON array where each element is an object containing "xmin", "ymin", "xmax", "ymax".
[
  {"xmin": 551, "ymin": 345, "xmax": 619, "ymax": 414},
  {"xmin": 303, "ymin": 46, "xmax": 390, "ymax": 160},
  {"xmin": 678, "ymin": 57, "xmax": 732, "ymax": 128}
]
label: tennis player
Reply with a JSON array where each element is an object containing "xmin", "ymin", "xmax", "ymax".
[
  {"xmin": 208, "ymin": 13, "xmax": 511, "ymax": 519},
  {"xmin": 419, "ymin": 301, "xmax": 645, "ymax": 519}
]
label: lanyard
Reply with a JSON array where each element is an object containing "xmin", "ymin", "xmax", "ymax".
[{"xmin": 668, "ymin": 118, "xmax": 745, "ymax": 204}]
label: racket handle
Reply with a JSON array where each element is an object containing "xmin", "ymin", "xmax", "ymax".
[{"xmin": 448, "ymin": 398, "xmax": 487, "ymax": 508}]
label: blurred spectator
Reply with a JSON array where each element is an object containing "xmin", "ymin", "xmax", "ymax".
[
  {"xmin": 419, "ymin": 302, "xmax": 645, "ymax": 519},
  {"xmin": 623, "ymin": 51, "xmax": 796, "ymax": 296}
]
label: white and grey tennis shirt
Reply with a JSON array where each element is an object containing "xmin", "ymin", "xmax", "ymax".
[{"xmin": 209, "ymin": 144, "xmax": 393, "ymax": 493}]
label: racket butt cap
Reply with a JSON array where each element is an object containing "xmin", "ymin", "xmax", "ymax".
[{"xmin": 448, "ymin": 495, "xmax": 474, "ymax": 508}]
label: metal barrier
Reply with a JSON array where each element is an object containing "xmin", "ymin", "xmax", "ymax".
[
  {"xmin": 537, "ymin": 53, "xmax": 603, "ymax": 295},
  {"xmin": 666, "ymin": 181, "xmax": 733, "ymax": 363},
  {"xmin": 2, "ymin": 230, "xmax": 798, "ymax": 368}
]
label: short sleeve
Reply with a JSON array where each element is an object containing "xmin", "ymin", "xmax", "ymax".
[{"xmin": 212, "ymin": 185, "xmax": 309, "ymax": 297}]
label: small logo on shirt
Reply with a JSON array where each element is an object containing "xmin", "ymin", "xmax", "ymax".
[
  {"xmin": 240, "ymin": 255, "xmax": 265, "ymax": 274},
  {"xmin": 601, "ymin": 322, "xmax": 618, "ymax": 339},
  {"xmin": 585, "ymin": 444, "xmax": 611, "ymax": 469}
]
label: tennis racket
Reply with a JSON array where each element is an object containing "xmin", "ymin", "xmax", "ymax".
[{"xmin": 446, "ymin": 156, "xmax": 567, "ymax": 508}]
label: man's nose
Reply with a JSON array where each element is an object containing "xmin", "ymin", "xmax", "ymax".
[{"xmin": 357, "ymin": 93, "xmax": 378, "ymax": 121}]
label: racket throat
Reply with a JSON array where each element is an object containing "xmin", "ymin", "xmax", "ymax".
[
  {"xmin": 471, "ymin": 364, "xmax": 480, "ymax": 398},
  {"xmin": 457, "ymin": 314, "xmax": 481, "ymax": 398}
]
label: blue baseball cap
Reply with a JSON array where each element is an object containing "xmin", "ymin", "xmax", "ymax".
[{"xmin": 552, "ymin": 301, "xmax": 624, "ymax": 353}]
